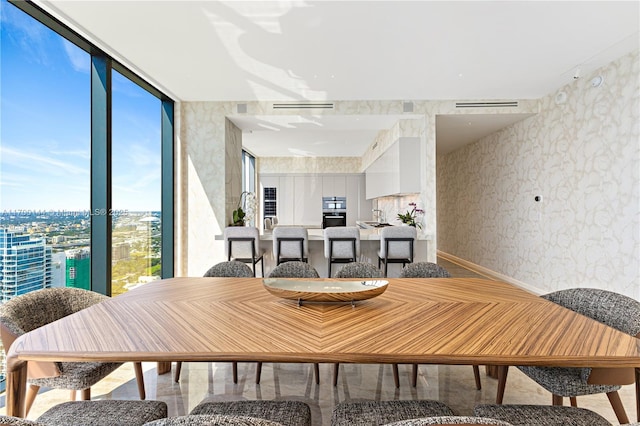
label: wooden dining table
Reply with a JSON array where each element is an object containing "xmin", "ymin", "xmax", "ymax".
[{"xmin": 6, "ymin": 276, "xmax": 640, "ymax": 417}]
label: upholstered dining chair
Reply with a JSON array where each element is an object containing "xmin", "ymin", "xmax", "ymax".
[
  {"xmin": 0, "ymin": 288, "xmax": 146, "ymax": 417},
  {"xmin": 262, "ymin": 261, "xmax": 320, "ymax": 384},
  {"xmin": 496, "ymin": 288, "xmax": 640, "ymax": 424},
  {"xmin": 143, "ymin": 416, "xmax": 284, "ymax": 426},
  {"xmin": 377, "ymin": 225, "xmax": 416, "ymax": 277},
  {"xmin": 272, "ymin": 226, "xmax": 309, "ymax": 265},
  {"xmin": 0, "ymin": 400, "xmax": 168, "ymax": 426},
  {"xmin": 323, "ymin": 226, "xmax": 360, "ymax": 277},
  {"xmin": 399, "ymin": 262, "xmax": 482, "ymax": 390},
  {"xmin": 174, "ymin": 260, "xmax": 254, "ymax": 383},
  {"xmin": 224, "ymin": 226, "xmax": 264, "ymax": 277},
  {"xmin": 188, "ymin": 400, "xmax": 312, "ymax": 426},
  {"xmin": 474, "ymin": 404, "xmax": 613, "ymax": 426},
  {"xmin": 333, "ymin": 262, "xmax": 391, "ymax": 387},
  {"xmin": 330, "ymin": 400, "xmax": 456, "ymax": 426},
  {"xmin": 381, "ymin": 418, "xmax": 513, "ymax": 426}
]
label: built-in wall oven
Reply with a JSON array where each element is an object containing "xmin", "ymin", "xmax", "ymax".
[{"xmin": 322, "ymin": 196, "xmax": 347, "ymax": 228}]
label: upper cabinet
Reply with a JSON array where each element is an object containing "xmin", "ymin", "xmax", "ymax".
[
  {"xmin": 365, "ymin": 137, "xmax": 421, "ymax": 200},
  {"xmin": 322, "ymin": 175, "xmax": 346, "ymax": 197}
]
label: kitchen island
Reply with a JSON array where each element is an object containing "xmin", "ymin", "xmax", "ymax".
[{"xmin": 216, "ymin": 225, "xmax": 432, "ymax": 278}]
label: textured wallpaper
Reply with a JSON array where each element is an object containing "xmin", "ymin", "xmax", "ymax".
[
  {"xmin": 258, "ymin": 157, "xmax": 361, "ymax": 174},
  {"xmin": 437, "ymin": 51, "xmax": 639, "ymax": 299}
]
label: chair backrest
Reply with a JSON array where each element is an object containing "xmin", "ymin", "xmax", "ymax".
[
  {"xmin": 272, "ymin": 227, "xmax": 309, "ymax": 259},
  {"xmin": 335, "ymin": 262, "xmax": 382, "ymax": 278},
  {"xmin": 324, "ymin": 226, "xmax": 360, "ymax": 259},
  {"xmin": 0, "ymin": 415, "xmax": 43, "ymax": 425},
  {"xmin": 542, "ymin": 288, "xmax": 640, "ymax": 337},
  {"xmin": 203, "ymin": 261, "xmax": 253, "ymax": 277},
  {"xmin": 383, "ymin": 416, "xmax": 513, "ymax": 425},
  {"xmin": 379, "ymin": 226, "xmax": 416, "ymax": 259},
  {"xmin": 0, "ymin": 287, "xmax": 109, "ymax": 380},
  {"xmin": 144, "ymin": 415, "xmax": 284, "ymax": 426},
  {"xmin": 400, "ymin": 262, "xmax": 451, "ymax": 278},
  {"xmin": 268, "ymin": 261, "xmax": 320, "ymax": 278},
  {"xmin": 224, "ymin": 226, "xmax": 260, "ymax": 259}
]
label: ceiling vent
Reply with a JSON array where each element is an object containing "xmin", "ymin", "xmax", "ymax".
[
  {"xmin": 455, "ymin": 101, "xmax": 519, "ymax": 108},
  {"xmin": 271, "ymin": 102, "xmax": 335, "ymax": 110}
]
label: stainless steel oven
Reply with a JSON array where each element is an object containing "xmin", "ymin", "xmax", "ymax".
[{"xmin": 322, "ymin": 196, "xmax": 347, "ymax": 228}]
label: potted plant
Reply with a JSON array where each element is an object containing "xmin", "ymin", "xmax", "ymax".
[
  {"xmin": 231, "ymin": 191, "xmax": 255, "ymax": 226},
  {"xmin": 397, "ymin": 202, "xmax": 423, "ymax": 229}
]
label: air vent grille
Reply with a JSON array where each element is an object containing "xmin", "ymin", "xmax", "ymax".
[
  {"xmin": 272, "ymin": 102, "xmax": 334, "ymax": 110},
  {"xmin": 455, "ymin": 101, "xmax": 519, "ymax": 108}
]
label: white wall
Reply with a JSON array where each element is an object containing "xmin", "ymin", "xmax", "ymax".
[{"xmin": 437, "ymin": 51, "xmax": 640, "ymax": 299}]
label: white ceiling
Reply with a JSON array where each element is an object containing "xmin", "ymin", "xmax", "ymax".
[{"xmin": 35, "ymin": 1, "xmax": 639, "ymax": 156}]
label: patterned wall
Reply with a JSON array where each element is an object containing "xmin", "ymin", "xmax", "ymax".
[
  {"xmin": 437, "ymin": 51, "xmax": 639, "ymax": 299},
  {"xmin": 258, "ymin": 157, "xmax": 362, "ymax": 174}
]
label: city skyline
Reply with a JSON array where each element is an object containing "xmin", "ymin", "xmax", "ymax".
[{"xmin": 0, "ymin": 0, "xmax": 163, "ymax": 212}]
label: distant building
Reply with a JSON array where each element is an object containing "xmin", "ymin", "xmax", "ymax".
[
  {"xmin": 66, "ymin": 248, "xmax": 90, "ymax": 290},
  {"xmin": 112, "ymin": 242, "xmax": 130, "ymax": 261},
  {"xmin": 50, "ymin": 252, "xmax": 66, "ymax": 288},
  {"xmin": 0, "ymin": 228, "xmax": 52, "ymax": 303}
]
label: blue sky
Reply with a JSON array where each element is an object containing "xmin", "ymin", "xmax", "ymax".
[{"xmin": 1, "ymin": 0, "xmax": 162, "ymax": 212}]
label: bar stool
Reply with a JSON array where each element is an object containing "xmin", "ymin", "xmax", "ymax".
[
  {"xmin": 272, "ymin": 226, "xmax": 309, "ymax": 265},
  {"xmin": 323, "ymin": 226, "xmax": 360, "ymax": 277},
  {"xmin": 377, "ymin": 225, "xmax": 416, "ymax": 277},
  {"xmin": 224, "ymin": 226, "xmax": 264, "ymax": 277}
]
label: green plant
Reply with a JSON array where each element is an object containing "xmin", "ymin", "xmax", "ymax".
[
  {"xmin": 231, "ymin": 191, "xmax": 254, "ymax": 226},
  {"xmin": 232, "ymin": 205, "xmax": 246, "ymax": 226},
  {"xmin": 397, "ymin": 202, "xmax": 423, "ymax": 228}
]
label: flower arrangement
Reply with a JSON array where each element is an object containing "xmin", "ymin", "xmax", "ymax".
[
  {"xmin": 397, "ymin": 202, "xmax": 424, "ymax": 228},
  {"xmin": 232, "ymin": 191, "xmax": 256, "ymax": 226}
]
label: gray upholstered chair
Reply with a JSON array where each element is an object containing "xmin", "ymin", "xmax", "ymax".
[
  {"xmin": 204, "ymin": 260, "xmax": 254, "ymax": 277},
  {"xmin": 224, "ymin": 226, "xmax": 264, "ymax": 277},
  {"xmin": 378, "ymin": 225, "xmax": 416, "ymax": 277},
  {"xmin": 175, "ymin": 261, "xmax": 253, "ymax": 383},
  {"xmin": 262, "ymin": 261, "xmax": 320, "ymax": 384},
  {"xmin": 272, "ymin": 227, "xmax": 309, "ymax": 265},
  {"xmin": 188, "ymin": 400, "xmax": 311, "ymax": 426},
  {"xmin": 330, "ymin": 400, "xmax": 455, "ymax": 426},
  {"xmin": 323, "ymin": 226, "xmax": 360, "ymax": 277},
  {"xmin": 0, "ymin": 400, "xmax": 167, "ymax": 426},
  {"xmin": 384, "ymin": 418, "xmax": 513, "ymax": 426},
  {"xmin": 400, "ymin": 262, "xmax": 451, "ymax": 278},
  {"xmin": 143, "ymin": 416, "xmax": 283, "ymax": 426},
  {"xmin": 268, "ymin": 261, "xmax": 319, "ymax": 279},
  {"xmin": 333, "ymin": 261, "xmax": 385, "ymax": 386},
  {"xmin": 496, "ymin": 288, "xmax": 640, "ymax": 424},
  {"xmin": 399, "ymin": 262, "xmax": 481, "ymax": 389},
  {"xmin": 0, "ymin": 288, "xmax": 146, "ymax": 417},
  {"xmin": 474, "ymin": 404, "xmax": 612, "ymax": 426},
  {"xmin": 334, "ymin": 261, "xmax": 382, "ymax": 279}
]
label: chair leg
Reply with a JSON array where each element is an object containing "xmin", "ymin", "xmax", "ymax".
[
  {"xmin": 385, "ymin": 260, "xmax": 388, "ymax": 277},
  {"xmin": 496, "ymin": 365, "xmax": 509, "ymax": 404},
  {"xmin": 635, "ymin": 367, "xmax": 639, "ymax": 422},
  {"xmin": 392, "ymin": 363, "xmax": 400, "ymax": 388},
  {"xmin": 25, "ymin": 384, "xmax": 40, "ymax": 417},
  {"xmin": 412, "ymin": 364, "xmax": 419, "ymax": 387},
  {"xmin": 552, "ymin": 394, "xmax": 563, "ymax": 406},
  {"xmin": 256, "ymin": 362, "xmax": 263, "ymax": 384},
  {"xmin": 607, "ymin": 391, "xmax": 630, "ymax": 424},
  {"xmin": 569, "ymin": 396, "xmax": 577, "ymax": 407},
  {"xmin": 260, "ymin": 259, "xmax": 264, "ymax": 278},
  {"xmin": 70, "ymin": 390, "xmax": 76, "ymax": 401},
  {"xmin": 133, "ymin": 362, "xmax": 146, "ymax": 400},
  {"xmin": 328, "ymin": 260, "xmax": 332, "ymax": 278},
  {"xmin": 314, "ymin": 363, "xmax": 320, "ymax": 385},
  {"xmin": 333, "ymin": 363, "xmax": 340, "ymax": 386},
  {"xmin": 174, "ymin": 361, "xmax": 182, "ymax": 383},
  {"xmin": 233, "ymin": 362, "xmax": 238, "ymax": 384},
  {"xmin": 473, "ymin": 365, "xmax": 482, "ymax": 390},
  {"xmin": 80, "ymin": 388, "xmax": 91, "ymax": 400}
]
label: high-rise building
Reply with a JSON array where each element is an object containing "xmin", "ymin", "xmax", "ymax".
[
  {"xmin": 66, "ymin": 248, "xmax": 90, "ymax": 290},
  {"xmin": 0, "ymin": 229, "xmax": 52, "ymax": 303}
]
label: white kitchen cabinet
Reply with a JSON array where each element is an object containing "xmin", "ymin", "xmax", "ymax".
[
  {"xmin": 278, "ymin": 175, "xmax": 295, "ymax": 225},
  {"xmin": 322, "ymin": 175, "xmax": 346, "ymax": 197},
  {"xmin": 293, "ymin": 176, "xmax": 323, "ymax": 226},
  {"xmin": 365, "ymin": 137, "xmax": 420, "ymax": 199}
]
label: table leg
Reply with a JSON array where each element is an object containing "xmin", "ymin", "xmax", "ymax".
[
  {"xmin": 157, "ymin": 362, "xmax": 172, "ymax": 375},
  {"xmin": 495, "ymin": 365, "xmax": 509, "ymax": 404},
  {"xmin": 6, "ymin": 359, "xmax": 27, "ymax": 417}
]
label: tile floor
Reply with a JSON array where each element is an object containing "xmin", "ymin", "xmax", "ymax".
[{"xmin": 1, "ymin": 261, "xmax": 636, "ymax": 425}]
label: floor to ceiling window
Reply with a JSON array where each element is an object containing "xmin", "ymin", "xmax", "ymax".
[
  {"xmin": 111, "ymin": 71, "xmax": 163, "ymax": 295},
  {"xmin": 0, "ymin": 0, "xmax": 174, "ymax": 388}
]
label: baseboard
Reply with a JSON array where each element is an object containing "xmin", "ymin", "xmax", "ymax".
[{"xmin": 437, "ymin": 250, "xmax": 544, "ymax": 295}]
